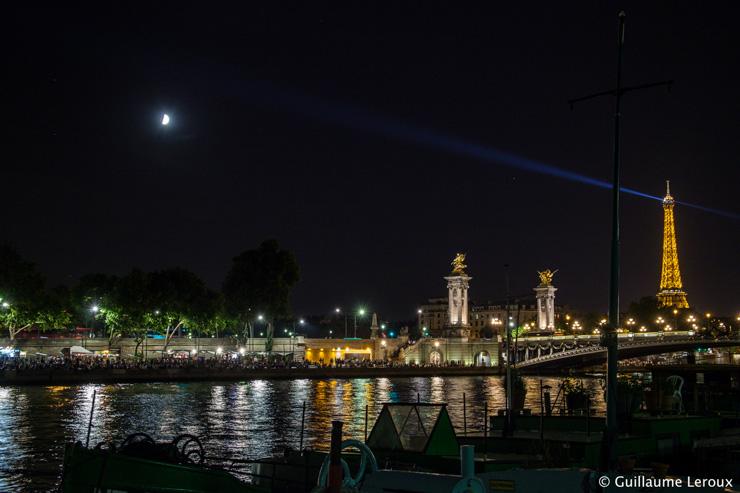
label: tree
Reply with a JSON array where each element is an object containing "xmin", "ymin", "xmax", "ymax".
[
  {"xmin": 627, "ymin": 296, "xmax": 660, "ymax": 325},
  {"xmin": 112, "ymin": 269, "xmax": 151, "ymax": 354},
  {"xmin": 147, "ymin": 268, "xmax": 209, "ymax": 352},
  {"xmin": 188, "ymin": 289, "xmax": 229, "ymax": 338},
  {"xmin": 71, "ymin": 273, "xmax": 119, "ymax": 333},
  {"xmin": 222, "ymin": 239, "xmax": 300, "ymax": 348},
  {"xmin": 0, "ymin": 245, "xmax": 48, "ymax": 340}
]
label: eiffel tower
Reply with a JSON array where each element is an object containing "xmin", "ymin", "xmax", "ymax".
[{"xmin": 657, "ymin": 180, "xmax": 690, "ymax": 308}]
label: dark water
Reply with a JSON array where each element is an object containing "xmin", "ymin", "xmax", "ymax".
[{"xmin": 0, "ymin": 376, "xmax": 605, "ymax": 491}]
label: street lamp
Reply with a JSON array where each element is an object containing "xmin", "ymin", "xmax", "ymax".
[
  {"xmin": 354, "ymin": 308, "xmax": 366, "ymax": 338},
  {"xmin": 334, "ymin": 307, "xmax": 348, "ymax": 338}
]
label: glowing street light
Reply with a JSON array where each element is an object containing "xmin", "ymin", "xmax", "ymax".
[
  {"xmin": 1, "ymin": 302, "xmax": 9, "ymax": 308},
  {"xmin": 353, "ymin": 308, "xmax": 366, "ymax": 338},
  {"xmin": 257, "ymin": 314, "xmax": 264, "ymax": 321},
  {"xmin": 91, "ymin": 305, "xmax": 99, "ymax": 313}
]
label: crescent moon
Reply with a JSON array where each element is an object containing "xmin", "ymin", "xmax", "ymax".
[{"xmin": 161, "ymin": 114, "xmax": 170, "ymax": 125}]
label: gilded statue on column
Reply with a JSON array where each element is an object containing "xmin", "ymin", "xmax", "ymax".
[
  {"xmin": 537, "ymin": 269, "xmax": 558, "ymax": 286},
  {"xmin": 451, "ymin": 253, "xmax": 467, "ymax": 275}
]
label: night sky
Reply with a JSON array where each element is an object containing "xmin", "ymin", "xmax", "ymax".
[{"xmin": 6, "ymin": 3, "xmax": 740, "ymax": 320}]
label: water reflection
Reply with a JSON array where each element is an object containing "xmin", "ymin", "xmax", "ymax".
[{"xmin": 0, "ymin": 376, "xmax": 605, "ymax": 491}]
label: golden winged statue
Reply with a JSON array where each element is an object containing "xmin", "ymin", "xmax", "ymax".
[
  {"xmin": 451, "ymin": 253, "xmax": 467, "ymax": 275},
  {"xmin": 537, "ymin": 269, "xmax": 558, "ymax": 286}
]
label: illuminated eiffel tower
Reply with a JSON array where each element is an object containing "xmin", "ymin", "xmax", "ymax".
[{"xmin": 657, "ymin": 180, "xmax": 689, "ymax": 308}]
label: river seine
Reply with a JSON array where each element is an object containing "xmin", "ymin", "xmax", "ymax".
[{"xmin": 0, "ymin": 375, "xmax": 604, "ymax": 491}]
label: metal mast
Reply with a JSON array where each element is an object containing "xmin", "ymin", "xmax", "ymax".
[{"xmin": 568, "ymin": 11, "xmax": 672, "ymax": 472}]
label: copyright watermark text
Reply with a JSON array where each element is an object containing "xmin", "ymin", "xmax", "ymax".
[{"xmin": 598, "ymin": 475, "xmax": 733, "ymax": 489}]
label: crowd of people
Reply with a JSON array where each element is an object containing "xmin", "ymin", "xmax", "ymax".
[{"xmin": 0, "ymin": 354, "xmax": 477, "ymax": 373}]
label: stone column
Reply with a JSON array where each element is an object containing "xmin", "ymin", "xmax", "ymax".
[{"xmin": 533, "ymin": 285, "xmax": 557, "ymax": 331}]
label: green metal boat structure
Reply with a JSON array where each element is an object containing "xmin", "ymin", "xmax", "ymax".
[
  {"xmin": 61, "ymin": 401, "xmax": 738, "ymax": 492},
  {"xmin": 61, "ymin": 433, "xmax": 269, "ymax": 493}
]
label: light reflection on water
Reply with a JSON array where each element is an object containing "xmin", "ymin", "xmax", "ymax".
[{"xmin": 0, "ymin": 376, "xmax": 604, "ymax": 491}]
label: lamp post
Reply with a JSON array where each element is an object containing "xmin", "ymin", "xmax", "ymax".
[
  {"xmin": 417, "ymin": 309, "xmax": 423, "ymax": 337},
  {"xmin": 335, "ymin": 307, "xmax": 348, "ymax": 338},
  {"xmin": 354, "ymin": 308, "xmax": 366, "ymax": 338},
  {"xmin": 87, "ymin": 305, "xmax": 99, "ymax": 348}
]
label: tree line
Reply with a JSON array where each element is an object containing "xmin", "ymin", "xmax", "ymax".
[{"xmin": 0, "ymin": 240, "xmax": 300, "ymax": 351}]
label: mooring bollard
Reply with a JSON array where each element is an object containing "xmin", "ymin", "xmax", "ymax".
[{"xmin": 328, "ymin": 420, "xmax": 343, "ymax": 493}]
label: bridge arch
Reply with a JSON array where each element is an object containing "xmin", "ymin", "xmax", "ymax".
[{"xmin": 474, "ymin": 350, "xmax": 491, "ymax": 367}]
